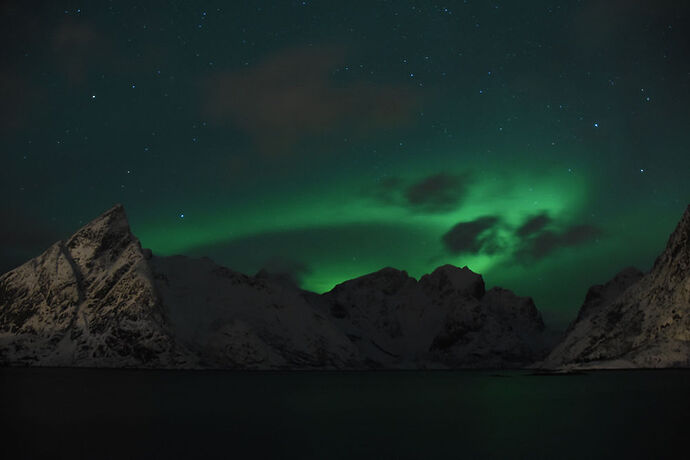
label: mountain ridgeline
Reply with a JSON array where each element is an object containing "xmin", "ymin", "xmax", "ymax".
[
  {"xmin": 0, "ymin": 205, "xmax": 547, "ymax": 369},
  {"xmin": 0, "ymin": 204, "xmax": 688, "ymax": 370}
]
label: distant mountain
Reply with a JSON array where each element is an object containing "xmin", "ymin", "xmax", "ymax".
[
  {"xmin": 541, "ymin": 205, "xmax": 690, "ymax": 369},
  {"xmin": 149, "ymin": 255, "xmax": 358, "ymax": 369},
  {"xmin": 0, "ymin": 204, "xmax": 547, "ymax": 369},
  {"xmin": 321, "ymin": 265, "xmax": 546, "ymax": 368}
]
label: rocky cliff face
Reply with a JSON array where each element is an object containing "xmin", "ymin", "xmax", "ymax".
[
  {"xmin": 541, "ymin": 205, "xmax": 690, "ymax": 369},
  {"xmin": 0, "ymin": 205, "xmax": 192, "ymax": 367},
  {"xmin": 0, "ymin": 204, "xmax": 548, "ymax": 369}
]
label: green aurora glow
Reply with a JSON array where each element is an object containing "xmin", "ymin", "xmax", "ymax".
[{"xmin": 1, "ymin": 1, "xmax": 688, "ymax": 328}]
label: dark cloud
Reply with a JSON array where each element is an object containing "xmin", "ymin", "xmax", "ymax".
[
  {"xmin": 516, "ymin": 222, "xmax": 602, "ymax": 260},
  {"xmin": 405, "ymin": 173, "xmax": 471, "ymax": 212},
  {"xmin": 572, "ymin": 0, "xmax": 681, "ymax": 57},
  {"xmin": 561, "ymin": 225, "xmax": 602, "ymax": 245},
  {"xmin": 258, "ymin": 257, "xmax": 312, "ymax": 285},
  {"xmin": 51, "ymin": 20, "xmax": 102, "ymax": 83},
  {"xmin": 366, "ymin": 176, "xmax": 405, "ymax": 206},
  {"xmin": 188, "ymin": 222, "xmax": 430, "ymax": 289},
  {"xmin": 366, "ymin": 172, "xmax": 472, "ymax": 214},
  {"xmin": 0, "ymin": 70, "xmax": 39, "ymax": 133},
  {"xmin": 442, "ymin": 216, "xmax": 500, "ymax": 255},
  {"xmin": 201, "ymin": 45, "xmax": 418, "ymax": 155},
  {"xmin": 516, "ymin": 213, "xmax": 552, "ymax": 237}
]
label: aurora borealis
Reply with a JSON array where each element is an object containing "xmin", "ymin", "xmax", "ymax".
[{"xmin": 1, "ymin": 1, "xmax": 688, "ymax": 328}]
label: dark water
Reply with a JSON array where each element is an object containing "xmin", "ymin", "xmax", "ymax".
[{"xmin": 1, "ymin": 368, "xmax": 688, "ymax": 459}]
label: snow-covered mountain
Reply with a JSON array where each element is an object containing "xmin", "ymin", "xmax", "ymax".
[
  {"xmin": 321, "ymin": 265, "xmax": 546, "ymax": 368},
  {"xmin": 541, "ymin": 205, "xmax": 690, "ymax": 369},
  {"xmin": 0, "ymin": 204, "xmax": 548, "ymax": 369},
  {"xmin": 149, "ymin": 255, "xmax": 359, "ymax": 369},
  {"xmin": 0, "ymin": 205, "xmax": 192, "ymax": 367}
]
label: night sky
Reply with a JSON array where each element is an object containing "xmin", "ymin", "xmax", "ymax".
[{"xmin": 2, "ymin": 1, "xmax": 689, "ymax": 328}]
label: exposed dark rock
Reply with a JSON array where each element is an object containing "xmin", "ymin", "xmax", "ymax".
[{"xmin": 541, "ymin": 205, "xmax": 690, "ymax": 369}]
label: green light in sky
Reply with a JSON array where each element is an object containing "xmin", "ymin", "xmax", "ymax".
[{"xmin": 134, "ymin": 163, "xmax": 592, "ymax": 298}]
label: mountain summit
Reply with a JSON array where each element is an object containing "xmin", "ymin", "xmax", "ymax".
[
  {"xmin": 541, "ymin": 205, "xmax": 690, "ymax": 369},
  {"xmin": 0, "ymin": 205, "xmax": 548, "ymax": 369},
  {"xmin": 0, "ymin": 204, "xmax": 190, "ymax": 367}
]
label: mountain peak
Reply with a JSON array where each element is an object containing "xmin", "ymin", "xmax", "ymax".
[
  {"xmin": 669, "ymin": 204, "xmax": 689, "ymax": 241},
  {"xmin": 86, "ymin": 203, "xmax": 129, "ymax": 230},
  {"xmin": 328, "ymin": 266, "xmax": 413, "ymax": 296},
  {"xmin": 652, "ymin": 204, "xmax": 690, "ymax": 275},
  {"xmin": 421, "ymin": 264, "xmax": 485, "ymax": 299},
  {"xmin": 65, "ymin": 203, "xmax": 139, "ymax": 269},
  {"xmin": 431, "ymin": 264, "xmax": 476, "ymax": 276},
  {"xmin": 372, "ymin": 266, "xmax": 409, "ymax": 278},
  {"xmin": 68, "ymin": 204, "xmax": 130, "ymax": 241}
]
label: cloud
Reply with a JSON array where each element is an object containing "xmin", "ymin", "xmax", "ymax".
[
  {"xmin": 368, "ymin": 176, "xmax": 406, "ymax": 206},
  {"xmin": 515, "ymin": 212, "xmax": 602, "ymax": 260},
  {"xmin": 201, "ymin": 45, "xmax": 418, "ymax": 155},
  {"xmin": 441, "ymin": 216, "xmax": 501, "ymax": 255},
  {"xmin": 367, "ymin": 172, "xmax": 472, "ymax": 214},
  {"xmin": 405, "ymin": 173, "xmax": 471, "ymax": 212},
  {"xmin": 187, "ymin": 221, "xmax": 431, "ymax": 290},
  {"xmin": 516, "ymin": 213, "xmax": 552, "ymax": 237},
  {"xmin": 558, "ymin": 225, "xmax": 602, "ymax": 248},
  {"xmin": 571, "ymin": 0, "xmax": 683, "ymax": 62},
  {"xmin": 0, "ymin": 71, "xmax": 40, "ymax": 133},
  {"xmin": 258, "ymin": 257, "xmax": 312, "ymax": 285},
  {"xmin": 51, "ymin": 20, "xmax": 103, "ymax": 83}
]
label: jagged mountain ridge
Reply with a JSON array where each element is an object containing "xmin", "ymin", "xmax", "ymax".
[
  {"xmin": 0, "ymin": 204, "xmax": 547, "ymax": 369},
  {"xmin": 321, "ymin": 265, "xmax": 546, "ymax": 368},
  {"xmin": 541, "ymin": 205, "xmax": 690, "ymax": 369}
]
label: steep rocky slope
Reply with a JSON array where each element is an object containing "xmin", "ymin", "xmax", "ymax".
[
  {"xmin": 0, "ymin": 205, "xmax": 192, "ymax": 367},
  {"xmin": 541, "ymin": 205, "xmax": 690, "ymax": 369}
]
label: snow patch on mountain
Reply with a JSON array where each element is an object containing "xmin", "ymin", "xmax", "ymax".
[{"xmin": 541, "ymin": 205, "xmax": 690, "ymax": 369}]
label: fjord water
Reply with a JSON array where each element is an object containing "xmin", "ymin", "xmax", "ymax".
[{"xmin": 1, "ymin": 369, "xmax": 688, "ymax": 459}]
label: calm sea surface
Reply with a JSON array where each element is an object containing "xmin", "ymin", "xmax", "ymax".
[{"xmin": 1, "ymin": 368, "xmax": 688, "ymax": 459}]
